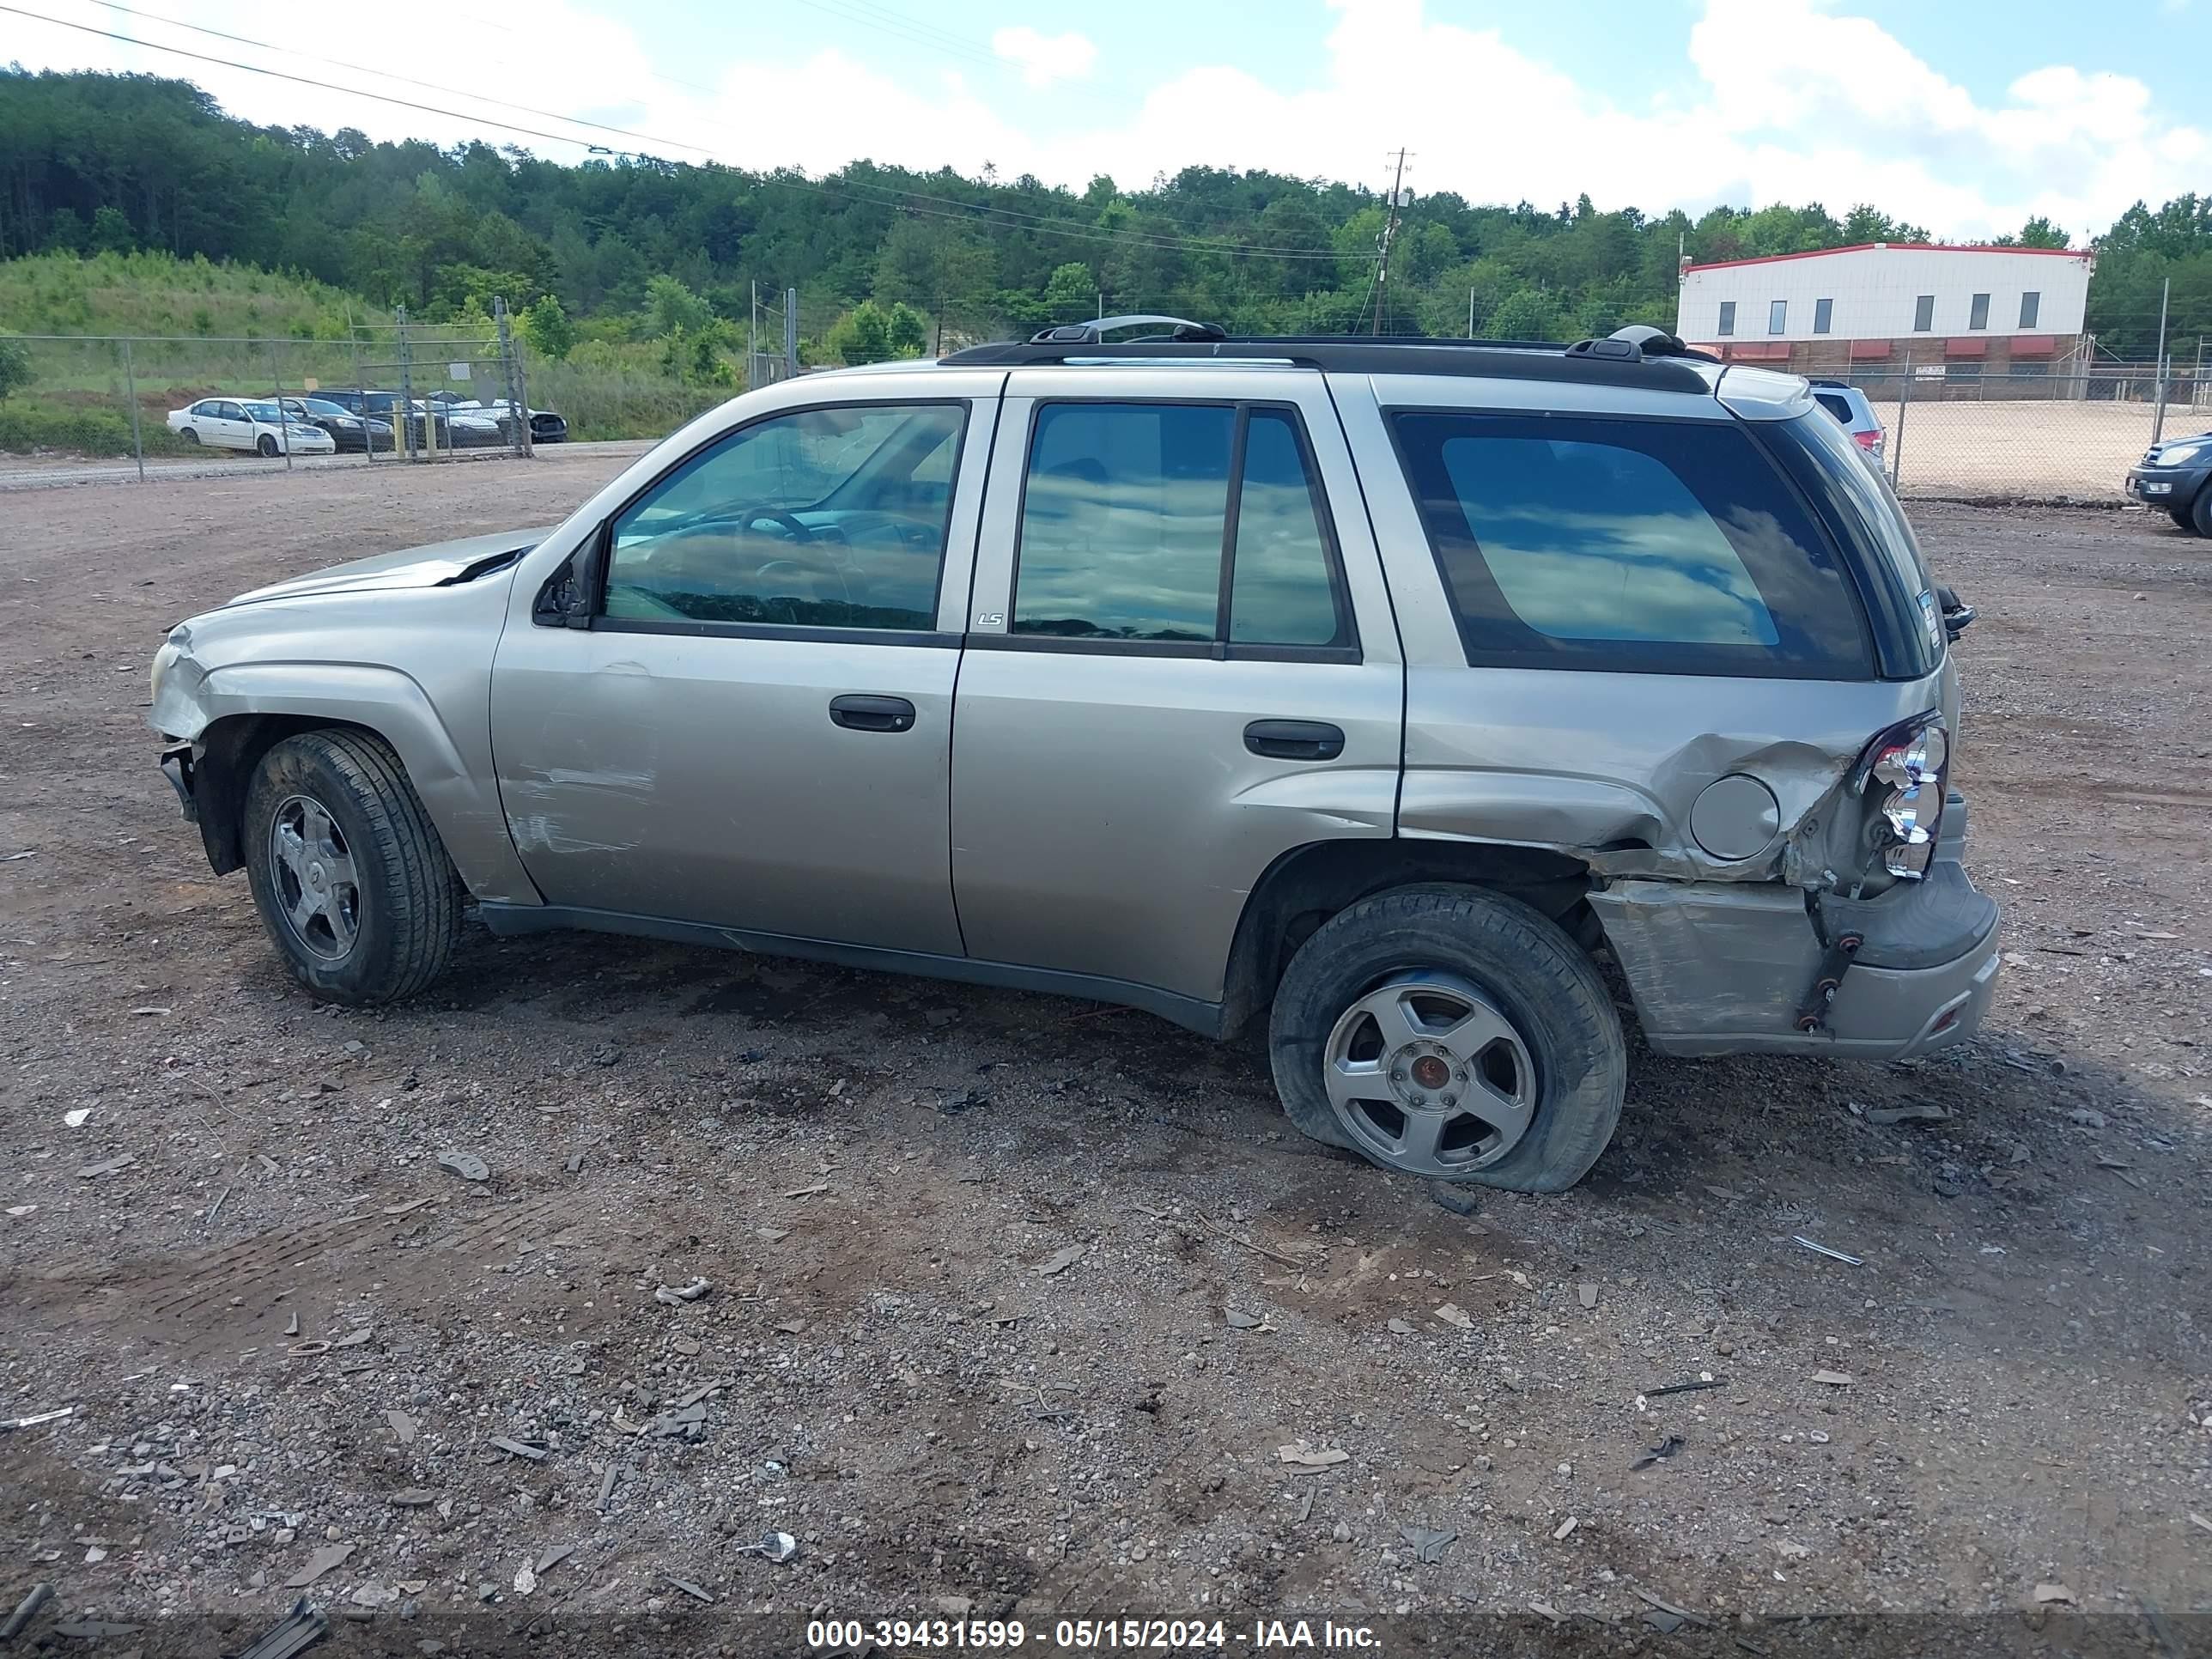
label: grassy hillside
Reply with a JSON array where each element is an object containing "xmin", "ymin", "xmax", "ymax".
[{"xmin": 0, "ymin": 249, "xmax": 374, "ymax": 338}]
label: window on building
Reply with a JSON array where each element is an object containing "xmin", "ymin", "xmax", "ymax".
[
  {"xmin": 1814, "ymin": 298, "xmax": 1833, "ymax": 335},
  {"xmin": 2020, "ymin": 291, "xmax": 2040, "ymax": 328},
  {"xmin": 1913, "ymin": 295, "xmax": 1935, "ymax": 332},
  {"xmin": 1717, "ymin": 301, "xmax": 1735, "ymax": 337},
  {"xmin": 1968, "ymin": 293, "xmax": 1990, "ymax": 331},
  {"xmin": 1768, "ymin": 300, "xmax": 1787, "ymax": 335}
]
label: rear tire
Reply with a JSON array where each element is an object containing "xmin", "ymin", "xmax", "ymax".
[
  {"xmin": 242, "ymin": 731, "xmax": 461, "ymax": 1004},
  {"xmin": 1268, "ymin": 884, "xmax": 1626, "ymax": 1194},
  {"xmin": 179, "ymin": 427, "xmax": 200, "ymax": 446},
  {"xmin": 2191, "ymin": 487, "xmax": 2212, "ymax": 538}
]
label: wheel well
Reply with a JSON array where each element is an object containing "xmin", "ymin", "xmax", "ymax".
[
  {"xmin": 1219, "ymin": 839, "xmax": 1597, "ymax": 1037},
  {"xmin": 189, "ymin": 714, "xmax": 382, "ymax": 874}
]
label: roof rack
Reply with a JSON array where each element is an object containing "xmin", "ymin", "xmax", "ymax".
[{"xmin": 941, "ymin": 322, "xmax": 1717, "ymax": 390}]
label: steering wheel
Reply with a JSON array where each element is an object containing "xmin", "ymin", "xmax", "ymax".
[
  {"xmin": 752, "ymin": 554, "xmax": 852, "ymax": 623},
  {"xmin": 738, "ymin": 507, "xmax": 815, "ymax": 543}
]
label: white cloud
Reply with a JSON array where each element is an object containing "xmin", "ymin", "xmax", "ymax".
[
  {"xmin": 9, "ymin": 0, "xmax": 2204, "ymax": 241},
  {"xmin": 989, "ymin": 26, "xmax": 1097, "ymax": 88}
]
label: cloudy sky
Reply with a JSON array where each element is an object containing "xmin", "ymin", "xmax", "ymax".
[{"xmin": 9, "ymin": 0, "xmax": 2209, "ymax": 240}]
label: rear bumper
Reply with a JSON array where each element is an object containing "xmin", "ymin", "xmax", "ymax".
[{"xmin": 1589, "ymin": 801, "xmax": 1999, "ymax": 1060}]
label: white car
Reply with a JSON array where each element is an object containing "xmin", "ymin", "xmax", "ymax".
[{"xmin": 167, "ymin": 398, "xmax": 337, "ymax": 458}]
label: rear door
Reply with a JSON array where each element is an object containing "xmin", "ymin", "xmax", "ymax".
[
  {"xmin": 209, "ymin": 401, "xmax": 252, "ymax": 449},
  {"xmin": 489, "ymin": 377, "xmax": 1001, "ymax": 954},
  {"xmin": 950, "ymin": 367, "xmax": 1403, "ymax": 1010}
]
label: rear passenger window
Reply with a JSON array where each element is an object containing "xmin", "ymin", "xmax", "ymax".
[
  {"xmin": 1392, "ymin": 411, "xmax": 1870, "ymax": 678},
  {"xmin": 1013, "ymin": 403, "xmax": 1352, "ymax": 652}
]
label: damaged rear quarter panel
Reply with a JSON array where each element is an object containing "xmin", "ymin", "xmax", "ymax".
[{"xmin": 1398, "ymin": 664, "xmax": 1945, "ymax": 879}]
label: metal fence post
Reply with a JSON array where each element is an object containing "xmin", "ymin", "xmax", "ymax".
[
  {"xmin": 495, "ymin": 297, "xmax": 532, "ymax": 459},
  {"xmin": 397, "ymin": 306, "xmax": 416, "ymax": 462},
  {"xmin": 2151, "ymin": 277, "xmax": 2171, "ymax": 446},
  {"xmin": 784, "ymin": 287, "xmax": 799, "ymax": 379},
  {"xmin": 121, "ymin": 336, "xmax": 144, "ymax": 483},
  {"xmin": 267, "ymin": 337, "xmax": 292, "ymax": 471},
  {"xmin": 350, "ymin": 325, "xmax": 375, "ymax": 461},
  {"xmin": 1890, "ymin": 350, "xmax": 1911, "ymax": 488}
]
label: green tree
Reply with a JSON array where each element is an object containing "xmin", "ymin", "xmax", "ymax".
[
  {"xmin": 1040, "ymin": 261, "xmax": 1096, "ymax": 322},
  {"xmin": 519, "ymin": 295, "xmax": 575, "ymax": 360},
  {"xmin": 885, "ymin": 301, "xmax": 928, "ymax": 357},
  {"xmin": 0, "ymin": 335, "xmax": 32, "ymax": 400},
  {"xmin": 1485, "ymin": 287, "xmax": 1560, "ymax": 342},
  {"xmin": 645, "ymin": 274, "xmax": 712, "ymax": 338},
  {"xmin": 827, "ymin": 300, "xmax": 893, "ymax": 364},
  {"xmin": 88, "ymin": 204, "xmax": 133, "ymax": 252}
]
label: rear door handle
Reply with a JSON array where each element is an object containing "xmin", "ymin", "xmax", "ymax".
[
  {"xmin": 829, "ymin": 694, "xmax": 916, "ymax": 733},
  {"xmin": 1244, "ymin": 719, "xmax": 1345, "ymax": 762}
]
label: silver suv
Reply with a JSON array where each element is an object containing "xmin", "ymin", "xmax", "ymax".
[{"xmin": 149, "ymin": 321, "xmax": 1999, "ymax": 1194}]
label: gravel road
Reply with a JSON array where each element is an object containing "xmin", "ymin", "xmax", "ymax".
[{"xmin": 1, "ymin": 455, "xmax": 2207, "ymax": 1655}]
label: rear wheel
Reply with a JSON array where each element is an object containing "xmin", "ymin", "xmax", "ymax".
[
  {"xmin": 242, "ymin": 730, "xmax": 461, "ymax": 1003},
  {"xmin": 179, "ymin": 427, "xmax": 200, "ymax": 446},
  {"xmin": 1268, "ymin": 884, "xmax": 1626, "ymax": 1194}
]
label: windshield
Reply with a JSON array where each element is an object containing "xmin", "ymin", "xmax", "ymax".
[
  {"xmin": 243, "ymin": 403, "xmax": 283, "ymax": 422},
  {"xmin": 300, "ymin": 398, "xmax": 349, "ymax": 416}
]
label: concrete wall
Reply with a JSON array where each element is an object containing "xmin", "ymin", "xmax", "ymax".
[{"xmin": 1677, "ymin": 245, "xmax": 2092, "ymax": 346}]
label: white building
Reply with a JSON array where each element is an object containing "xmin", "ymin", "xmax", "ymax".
[{"xmin": 1676, "ymin": 243, "xmax": 2093, "ymax": 382}]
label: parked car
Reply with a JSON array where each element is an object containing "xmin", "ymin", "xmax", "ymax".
[
  {"xmin": 316, "ymin": 390, "xmax": 500, "ymax": 450},
  {"xmin": 2125, "ymin": 428, "xmax": 2212, "ymax": 533},
  {"xmin": 1808, "ymin": 379, "xmax": 1886, "ymax": 463},
  {"xmin": 277, "ymin": 397, "xmax": 394, "ymax": 454},
  {"xmin": 166, "ymin": 398, "xmax": 337, "ymax": 458},
  {"xmin": 425, "ymin": 390, "xmax": 568, "ymax": 445},
  {"xmin": 148, "ymin": 320, "xmax": 1996, "ymax": 1194}
]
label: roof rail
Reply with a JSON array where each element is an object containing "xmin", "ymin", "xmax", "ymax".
[
  {"xmin": 1029, "ymin": 314, "xmax": 1228, "ymax": 345},
  {"xmin": 939, "ymin": 331, "xmax": 1717, "ymax": 391}
]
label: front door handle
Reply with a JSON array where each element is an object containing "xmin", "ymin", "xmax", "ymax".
[
  {"xmin": 1244, "ymin": 719, "xmax": 1345, "ymax": 761},
  {"xmin": 830, "ymin": 694, "xmax": 916, "ymax": 733}
]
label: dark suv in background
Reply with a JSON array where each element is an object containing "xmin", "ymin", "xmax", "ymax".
[{"xmin": 2126, "ymin": 429, "xmax": 2212, "ymax": 533}]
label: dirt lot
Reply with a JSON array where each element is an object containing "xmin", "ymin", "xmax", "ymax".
[
  {"xmin": 1878, "ymin": 395, "xmax": 2189, "ymax": 502},
  {"xmin": 2, "ymin": 457, "xmax": 2209, "ymax": 1656}
]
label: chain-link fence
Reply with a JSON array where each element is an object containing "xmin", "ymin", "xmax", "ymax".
[
  {"xmin": 1796, "ymin": 354, "xmax": 2201, "ymax": 503},
  {"xmin": 0, "ymin": 301, "xmax": 539, "ymax": 483}
]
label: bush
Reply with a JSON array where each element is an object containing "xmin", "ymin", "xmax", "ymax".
[{"xmin": 0, "ymin": 404, "xmax": 186, "ymax": 457}]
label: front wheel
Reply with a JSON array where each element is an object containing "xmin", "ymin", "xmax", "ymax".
[
  {"xmin": 242, "ymin": 730, "xmax": 461, "ymax": 1003},
  {"xmin": 1268, "ymin": 884, "xmax": 1626, "ymax": 1194},
  {"xmin": 257, "ymin": 434, "xmax": 279, "ymax": 458},
  {"xmin": 2191, "ymin": 487, "xmax": 2212, "ymax": 538}
]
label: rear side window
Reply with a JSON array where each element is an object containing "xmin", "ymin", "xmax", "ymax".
[
  {"xmin": 1012, "ymin": 402, "xmax": 1352, "ymax": 652},
  {"xmin": 1391, "ymin": 411, "xmax": 1872, "ymax": 678},
  {"xmin": 1814, "ymin": 392, "xmax": 1855, "ymax": 425}
]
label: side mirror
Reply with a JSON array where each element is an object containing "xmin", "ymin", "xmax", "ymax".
[
  {"xmin": 532, "ymin": 525, "xmax": 607, "ymax": 630},
  {"xmin": 1935, "ymin": 583, "xmax": 1975, "ymax": 641}
]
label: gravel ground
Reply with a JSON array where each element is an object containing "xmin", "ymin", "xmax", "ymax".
[{"xmin": 1, "ymin": 457, "xmax": 2208, "ymax": 1656}]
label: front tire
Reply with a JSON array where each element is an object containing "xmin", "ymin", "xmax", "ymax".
[
  {"xmin": 257, "ymin": 434, "xmax": 279, "ymax": 458},
  {"xmin": 1268, "ymin": 884, "xmax": 1626, "ymax": 1194},
  {"xmin": 2191, "ymin": 487, "xmax": 2212, "ymax": 538},
  {"xmin": 242, "ymin": 731, "xmax": 461, "ymax": 1003}
]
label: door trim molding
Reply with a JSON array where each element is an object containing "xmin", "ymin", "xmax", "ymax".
[{"xmin": 476, "ymin": 902, "xmax": 1226, "ymax": 1036}]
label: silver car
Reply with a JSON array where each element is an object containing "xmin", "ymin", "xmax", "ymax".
[{"xmin": 149, "ymin": 321, "xmax": 1998, "ymax": 1194}]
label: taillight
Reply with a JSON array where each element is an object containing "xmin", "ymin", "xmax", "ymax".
[
  {"xmin": 1853, "ymin": 428, "xmax": 1883, "ymax": 453},
  {"xmin": 1855, "ymin": 714, "xmax": 1948, "ymax": 880}
]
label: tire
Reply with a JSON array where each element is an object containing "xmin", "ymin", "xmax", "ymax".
[
  {"xmin": 2191, "ymin": 486, "xmax": 2212, "ymax": 538},
  {"xmin": 1267, "ymin": 884, "xmax": 1626, "ymax": 1194},
  {"xmin": 241, "ymin": 730, "xmax": 461, "ymax": 1004},
  {"xmin": 257, "ymin": 434, "xmax": 279, "ymax": 458},
  {"xmin": 2170, "ymin": 507, "xmax": 2194, "ymax": 530},
  {"xmin": 179, "ymin": 427, "xmax": 200, "ymax": 446}
]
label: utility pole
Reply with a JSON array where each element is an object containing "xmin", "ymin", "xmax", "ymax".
[
  {"xmin": 1371, "ymin": 148, "xmax": 1412, "ymax": 336},
  {"xmin": 784, "ymin": 287, "xmax": 799, "ymax": 379}
]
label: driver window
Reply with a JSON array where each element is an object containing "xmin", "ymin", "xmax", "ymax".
[{"xmin": 604, "ymin": 404, "xmax": 966, "ymax": 632}]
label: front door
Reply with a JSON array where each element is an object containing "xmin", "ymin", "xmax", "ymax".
[
  {"xmin": 489, "ymin": 386, "xmax": 1000, "ymax": 956},
  {"xmin": 950, "ymin": 372, "xmax": 1405, "ymax": 1007}
]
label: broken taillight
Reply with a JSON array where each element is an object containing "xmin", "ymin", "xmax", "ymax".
[
  {"xmin": 1856, "ymin": 714, "xmax": 1948, "ymax": 880},
  {"xmin": 1853, "ymin": 428, "xmax": 1884, "ymax": 453}
]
